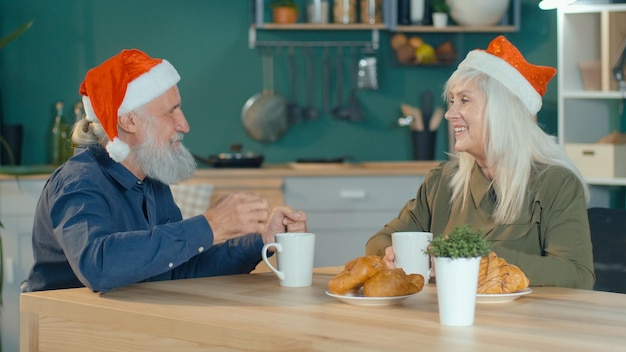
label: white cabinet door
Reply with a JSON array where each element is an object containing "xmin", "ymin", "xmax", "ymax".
[
  {"xmin": 1, "ymin": 179, "xmax": 45, "ymax": 352},
  {"xmin": 284, "ymin": 176, "xmax": 425, "ymax": 267}
]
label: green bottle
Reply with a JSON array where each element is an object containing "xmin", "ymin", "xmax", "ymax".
[{"xmin": 50, "ymin": 100, "xmax": 72, "ymax": 165}]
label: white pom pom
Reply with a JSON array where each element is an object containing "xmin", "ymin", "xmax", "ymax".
[{"xmin": 106, "ymin": 137, "xmax": 130, "ymax": 162}]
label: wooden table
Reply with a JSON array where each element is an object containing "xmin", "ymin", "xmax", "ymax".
[{"xmin": 20, "ymin": 267, "xmax": 626, "ymax": 351}]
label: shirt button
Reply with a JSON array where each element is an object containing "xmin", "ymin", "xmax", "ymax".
[
  {"xmin": 198, "ymin": 247, "xmax": 204, "ymax": 253},
  {"xmin": 168, "ymin": 262, "xmax": 174, "ymax": 268}
]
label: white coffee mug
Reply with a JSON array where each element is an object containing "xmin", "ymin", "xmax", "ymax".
[
  {"xmin": 261, "ymin": 232, "xmax": 316, "ymax": 287},
  {"xmin": 392, "ymin": 231, "xmax": 433, "ymax": 281}
]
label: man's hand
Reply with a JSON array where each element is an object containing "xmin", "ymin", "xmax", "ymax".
[
  {"xmin": 262, "ymin": 206, "xmax": 308, "ymax": 245},
  {"xmin": 204, "ymin": 192, "xmax": 269, "ymax": 243}
]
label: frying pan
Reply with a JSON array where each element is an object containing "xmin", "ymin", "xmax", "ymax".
[{"xmin": 241, "ymin": 50, "xmax": 289, "ymax": 143}]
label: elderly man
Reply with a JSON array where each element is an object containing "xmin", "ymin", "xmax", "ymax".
[{"xmin": 24, "ymin": 49, "xmax": 306, "ymax": 293}]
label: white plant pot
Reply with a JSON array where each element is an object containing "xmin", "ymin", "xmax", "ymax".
[
  {"xmin": 435, "ymin": 256, "xmax": 481, "ymax": 326},
  {"xmin": 432, "ymin": 12, "xmax": 448, "ymax": 28}
]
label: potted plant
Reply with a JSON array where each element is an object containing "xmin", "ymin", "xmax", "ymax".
[
  {"xmin": 429, "ymin": 0, "xmax": 449, "ymax": 27},
  {"xmin": 0, "ymin": 20, "xmax": 33, "ymax": 168},
  {"xmin": 425, "ymin": 224, "xmax": 491, "ymax": 326},
  {"xmin": 270, "ymin": 0, "xmax": 299, "ymax": 24}
]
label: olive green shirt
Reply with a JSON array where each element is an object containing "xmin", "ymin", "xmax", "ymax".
[{"xmin": 366, "ymin": 162, "xmax": 595, "ymax": 289}]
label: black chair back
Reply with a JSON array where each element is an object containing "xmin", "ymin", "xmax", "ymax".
[{"xmin": 587, "ymin": 207, "xmax": 626, "ymax": 294}]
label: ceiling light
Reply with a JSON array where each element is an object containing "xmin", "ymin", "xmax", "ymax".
[{"xmin": 538, "ymin": 0, "xmax": 577, "ymax": 10}]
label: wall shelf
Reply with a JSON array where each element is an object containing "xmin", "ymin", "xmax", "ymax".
[
  {"xmin": 249, "ymin": 0, "xmax": 520, "ymax": 49},
  {"xmin": 393, "ymin": 25, "xmax": 517, "ymax": 33}
]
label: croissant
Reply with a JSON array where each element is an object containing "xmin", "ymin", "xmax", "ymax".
[
  {"xmin": 477, "ymin": 252, "xmax": 530, "ymax": 294},
  {"xmin": 363, "ymin": 268, "xmax": 425, "ymax": 297},
  {"xmin": 327, "ymin": 255, "xmax": 385, "ymax": 295}
]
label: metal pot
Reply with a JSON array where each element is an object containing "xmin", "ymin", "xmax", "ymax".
[{"xmin": 194, "ymin": 145, "xmax": 264, "ymax": 168}]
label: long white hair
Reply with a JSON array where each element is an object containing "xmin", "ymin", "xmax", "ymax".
[{"xmin": 443, "ymin": 68, "xmax": 589, "ymax": 224}]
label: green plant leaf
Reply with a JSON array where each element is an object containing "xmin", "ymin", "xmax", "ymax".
[
  {"xmin": 270, "ymin": 0, "xmax": 297, "ymax": 8},
  {"xmin": 425, "ymin": 224, "xmax": 492, "ymax": 259},
  {"xmin": 0, "ymin": 20, "xmax": 34, "ymax": 49}
]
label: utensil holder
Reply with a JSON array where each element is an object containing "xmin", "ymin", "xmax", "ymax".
[
  {"xmin": 412, "ymin": 130, "xmax": 436, "ymax": 160},
  {"xmin": 0, "ymin": 123, "xmax": 23, "ymax": 165}
]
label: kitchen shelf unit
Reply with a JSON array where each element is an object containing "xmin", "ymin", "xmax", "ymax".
[
  {"xmin": 557, "ymin": 4, "xmax": 626, "ymax": 188},
  {"xmin": 249, "ymin": 0, "xmax": 521, "ymax": 48},
  {"xmin": 386, "ymin": 0, "xmax": 521, "ymax": 32}
]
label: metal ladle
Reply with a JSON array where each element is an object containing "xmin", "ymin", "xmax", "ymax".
[
  {"xmin": 287, "ymin": 46, "xmax": 303, "ymax": 124},
  {"xmin": 347, "ymin": 46, "xmax": 364, "ymax": 122},
  {"xmin": 332, "ymin": 46, "xmax": 350, "ymax": 120},
  {"xmin": 303, "ymin": 47, "xmax": 318, "ymax": 120}
]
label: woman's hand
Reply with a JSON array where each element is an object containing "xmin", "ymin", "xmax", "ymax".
[{"xmin": 382, "ymin": 246, "xmax": 398, "ymax": 270}]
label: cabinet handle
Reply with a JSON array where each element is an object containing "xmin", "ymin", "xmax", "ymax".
[{"xmin": 339, "ymin": 189, "xmax": 367, "ymax": 199}]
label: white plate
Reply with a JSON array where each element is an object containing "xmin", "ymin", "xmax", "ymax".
[
  {"xmin": 476, "ymin": 288, "xmax": 532, "ymax": 303},
  {"xmin": 325, "ymin": 290, "xmax": 417, "ymax": 306}
]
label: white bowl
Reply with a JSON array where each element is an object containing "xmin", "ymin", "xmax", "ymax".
[{"xmin": 447, "ymin": 0, "xmax": 510, "ymax": 26}]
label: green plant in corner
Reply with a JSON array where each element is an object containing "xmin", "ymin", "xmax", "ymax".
[
  {"xmin": 425, "ymin": 224, "xmax": 492, "ymax": 259},
  {"xmin": 269, "ymin": 0, "xmax": 297, "ymax": 8},
  {"xmin": 0, "ymin": 20, "xmax": 34, "ymax": 167}
]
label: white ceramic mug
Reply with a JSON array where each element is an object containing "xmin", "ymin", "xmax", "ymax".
[
  {"xmin": 262, "ymin": 233, "xmax": 316, "ymax": 287},
  {"xmin": 392, "ymin": 231, "xmax": 433, "ymax": 281}
]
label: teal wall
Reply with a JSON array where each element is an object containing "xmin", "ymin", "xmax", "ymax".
[{"xmin": 0, "ymin": 0, "xmax": 557, "ymax": 165}]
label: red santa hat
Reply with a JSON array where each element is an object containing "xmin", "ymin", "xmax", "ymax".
[
  {"xmin": 79, "ymin": 49, "xmax": 181, "ymax": 162},
  {"xmin": 457, "ymin": 35, "xmax": 556, "ymax": 115}
]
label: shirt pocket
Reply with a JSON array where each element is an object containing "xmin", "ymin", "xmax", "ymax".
[{"xmin": 486, "ymin": 201, "xmax": 541, "ymax": 247}]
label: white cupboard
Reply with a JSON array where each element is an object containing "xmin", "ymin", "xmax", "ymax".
[
  {"xmin": 557, "ymin": 3, "xmax": 626, "ymax": 207},
  {"xmin": 1, "ymin": 178, "xmax": 45, "ymax": 352},
  {"xmin": 284, "ymin": 175, "xmax": 424, "ymax": 267}
]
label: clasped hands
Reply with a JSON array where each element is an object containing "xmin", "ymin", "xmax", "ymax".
[{"xmin": 204, "ymin": 192, "xmax": 307, "ymax": 245}]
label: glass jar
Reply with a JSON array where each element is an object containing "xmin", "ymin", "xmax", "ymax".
[
  {"xmin": 308, "ymin": 0, "xmax": 330, "ymax": 23},
  {"xmin": 361, "ymin": 0, "xmax": 382, "ymax": 24},
  {"xmin": 334, "ymin": 0, "xmax": 356, "ymax": 24}
]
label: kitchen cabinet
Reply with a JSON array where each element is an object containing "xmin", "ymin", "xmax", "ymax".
[
  {"xmin": 557, "ymin": 3, "xmax": 626, "ymax": 206},
  {"xmin": 284, "ymin": 175, "xmax": 424, "ymax": 267},
  {"xmin": 0, "ymin": 177, "xmax": 45, "ymax": 352}
]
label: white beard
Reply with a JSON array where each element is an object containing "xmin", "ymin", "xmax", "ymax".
[{"xmin": 135, "ymin": 128, "xmax": 197, "ymax": 185}]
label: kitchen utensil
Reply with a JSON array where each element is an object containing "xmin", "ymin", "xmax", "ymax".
[
  {"xmin": 303, "ymin": 47, "xmax": 318, "ymax": 120},
  {"xmin": 429, "ymin": 107, "xmax": 445, "ymax": 131},
  {"xmin": 287, "ymin": 46, "xmax": 303, "ymax": 123},
  {"xmin": 241, "ymin": 49, "xmax": 289, "ymax": 143},
  {"xmin": 357, "ymin": 47, "xmax": 378, "ymax": 90},
  {"xmin": 400, "ymin": 103, "xmax": 424, "ymax": 131},
  {"xmin": 347, "ymin": 47, "xmax": 364, "ymax": 122},
  {"xmin": 332, "ymin": 46, "xmax": 350, "ymax": 120},
  {"xmin": 322, "ymin": 47, "xmax": 331, "ymax": 114},
  {"xmin": 420, "ymin": 90, "xmax": 434, "ymax": 131}
]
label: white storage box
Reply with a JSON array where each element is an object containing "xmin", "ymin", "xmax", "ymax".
[{"xmin": 565, "ymin": 143, "xmax": 626, "ymax": 178}]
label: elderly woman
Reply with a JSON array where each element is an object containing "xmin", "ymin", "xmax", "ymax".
[{"xmin": 366, "ymin": 36, "xmax": 594, "ymax": 289}]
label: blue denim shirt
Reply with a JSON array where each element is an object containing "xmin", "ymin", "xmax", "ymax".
[{"xmin": 26, "ymin": 145, "xmax": 264, "ymax": 292}]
